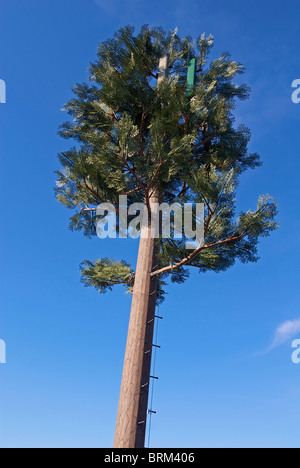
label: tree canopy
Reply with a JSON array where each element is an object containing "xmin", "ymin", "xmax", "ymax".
[{"xmin": 55, "ymin": 25, "xmax": 278, "ymax": 299}]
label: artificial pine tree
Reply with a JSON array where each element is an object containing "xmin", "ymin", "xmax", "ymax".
[{"xmin": 55, "ymin": 25, "xmax": 278, "ymax": 448}]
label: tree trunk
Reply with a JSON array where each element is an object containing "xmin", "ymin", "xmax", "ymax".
[{"xmin": 114, "ymin": 195, "xmax": 159, "ymax": 448}]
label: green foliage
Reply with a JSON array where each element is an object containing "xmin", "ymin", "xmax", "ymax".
[
  {"xmin": 56, "ymin": 25, "xmax": 278, "ymax": 299},
  {"xmin": 80, "ymin": 258, "xmax": 134, "ymax": 293}
]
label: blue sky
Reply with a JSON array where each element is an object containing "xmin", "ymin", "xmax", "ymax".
[{"xmin": 0, "ymin": 0, "xmax": 300, "ymax": 448}]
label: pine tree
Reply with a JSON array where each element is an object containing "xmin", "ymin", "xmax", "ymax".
[{"xmin": 55, "ymin": 25, "xmax": 278, "ymax": 448}]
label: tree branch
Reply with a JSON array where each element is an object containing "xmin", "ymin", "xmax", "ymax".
[
  {"xmin": 105, "ymin": 274, "xmax": 135, "ymax": 287},
  {"xmin": 150, "ymin": 230, "xmax": 247, "ymax": 277},
  {"xmin": 114, "ymin": 151, "xmax": 146, "ymax": 191},
  {"xmin": 193, "ymin": 130, "xmax": 218, "ymax": 152},
  {"xmin": 82, "ymin": 179, "xmax": 105, "ymax": 203}
]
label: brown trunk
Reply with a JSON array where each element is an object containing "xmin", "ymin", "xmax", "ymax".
[{"xmin": 113, "ymin": 195, "xmax": 159, "ymax": 448}]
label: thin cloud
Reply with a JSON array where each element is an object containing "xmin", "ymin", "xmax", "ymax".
[
  {"xmin": 254, "ymin": 318, "xmax": 300, "ymax": 357},
  {"xmin": 270, "ymin": 318, "xmax": 300, "ymax": 349},
  {"xmin": 93, "ymin": 0, "xmax": 140, "ymax": 18},
  {"xmin": 93, "ymin": 0, "xmax": 118, "ymax": 15}
]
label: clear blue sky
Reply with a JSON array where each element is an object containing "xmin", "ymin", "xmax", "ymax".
[{"xmin": 0, "ymin": 0, "xmax": 300, "ymax": 448}]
